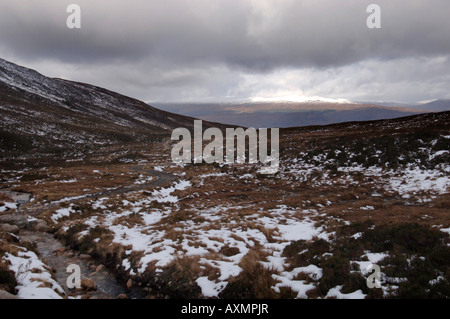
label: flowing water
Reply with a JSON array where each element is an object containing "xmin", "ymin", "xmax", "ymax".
[
  {"xmin": 3, "ymin": 166, "xmax": 174, "ymax": 298},
  {"xmin": 18, "ymin": 230, "xmax": 138, "ymax": 299}
]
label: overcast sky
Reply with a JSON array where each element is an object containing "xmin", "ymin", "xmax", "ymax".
[{"xmin": 1, "ymin": 0, "xmax": 449, "ymax": 104}]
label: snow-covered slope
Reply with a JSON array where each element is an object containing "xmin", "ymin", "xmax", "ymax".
[{"xmin": 0, "ymin": 58, "xmax": 196, "ymax": 155}]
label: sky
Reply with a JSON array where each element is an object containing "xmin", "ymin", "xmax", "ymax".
[{"xmin": 0, "ymin": 0, "xmax": 449, "ymax": 104}]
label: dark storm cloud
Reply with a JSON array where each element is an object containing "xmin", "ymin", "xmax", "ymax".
[
  {"xmin": 0, "ymin": 0, "xmax": 449, "ymax": 102},
  {"xmin": 1, "ymin": 0, "xmax": 449, "ymax": 69}
]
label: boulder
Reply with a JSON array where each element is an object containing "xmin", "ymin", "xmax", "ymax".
[
  {"xmin": 81, "ymin": 277, "xmax": 97, "ymax": 291},
  {"xmin": 29, "ymin": 219, "xmax": 48, "ymax": 232},
  {"xmin": 0, "ymin": 223, "xmax": 20, "ymax": 234},
  {"xmin": 0, "ymin": 214, "xmax": 28, "ymax": 228}
]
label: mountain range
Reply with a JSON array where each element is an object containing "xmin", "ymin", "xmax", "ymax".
[
  {"xmin": 154, "ymin": 102, "xmax": 418, "ymax": 128},
  {"xmin": 154, "ymin": 99, "xmax": 450, "ymax": 128}
]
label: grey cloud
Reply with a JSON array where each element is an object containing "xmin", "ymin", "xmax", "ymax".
[
  {"xmin": 1, "ymin": 0, "xmax": 449, "ymax": 103},
  {"xmin": 1, "ymin": 0, "xmax": 450, "ymax": 70}
]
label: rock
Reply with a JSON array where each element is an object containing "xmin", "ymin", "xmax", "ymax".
[
  {"xmin": 0, "ymin": 223, "xmax": 20, "ymax": 234},
  {"xmin": 126, "ymin": 278, "xmax": 133, "ymax": 289},
  {"xmin": 0, "ymin": 214, "xmax": 28, "ymax": 228},
  {"xmin": 118, "ymin": 294, "xmax": 128, "ymax": 299},
  {"xmin": 79, "ymin": 254, "xmax": 91, "ymax": 260},
  {"xmin": 0, "ymin": 289, "xmax": 19, "ymax": 299},
  {"xmin": 95, "ymin": 264, "xmax": 105, "ymax": 272},
  {"xmin": 81, "ymin": 277, "xmax": 97, "ymax": 291},
  {"xmin": 29, "ymin": 219, "xmax": 48, "ymax": 232}
]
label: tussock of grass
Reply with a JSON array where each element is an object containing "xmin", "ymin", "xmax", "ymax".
[
  {"xmin": 112, "ymin": 213, "xmax": 144, "ymax": 227},
  {"xmin": 219, "ymin": 250, "xmax": 278, "ymax": 299},
  {"xmin": 139, "ymin": 256, "xmax": 203, "ymax": 299},
  {"xmin": 0, "ymin": 231, "xmax": 41, "ymax": 295}
]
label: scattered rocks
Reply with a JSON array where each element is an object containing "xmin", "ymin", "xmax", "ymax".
[
  {"xmin": 0, "ymin": 214, "xmax": 47, "ymax": 232},
  {"xmin": 0, "ymin": 214, "xmax": 28, "ymax": 228}
]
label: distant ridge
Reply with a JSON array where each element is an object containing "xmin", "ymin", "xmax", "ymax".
[{"xmin": 154, "ymin": 102, "xmax": 423, "ymax": 128}]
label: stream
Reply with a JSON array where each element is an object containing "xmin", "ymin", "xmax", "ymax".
[
  {"xmin": 1, "ymin": 166, "xmax": 175, "ymax": 299},
  {"xmin": 18, "ymin": 230, "xmax": 136, "ymax": 299}
]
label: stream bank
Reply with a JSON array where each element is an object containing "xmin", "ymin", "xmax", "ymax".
[{"xmin": 1, "ymin": 190, "xmax": 146, "ymax": 299}]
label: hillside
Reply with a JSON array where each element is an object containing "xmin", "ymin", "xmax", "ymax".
[
  {"xmin": 414, "ymin": 99, "xmax": 450, "ymax": 112},
  {"xmin": 0, "ymin": 58, "xmax": 201, "ymax": 162}
]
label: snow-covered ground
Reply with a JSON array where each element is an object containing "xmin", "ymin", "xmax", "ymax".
[
  {"xmin": 280, "ymin": 157, "xmax": 449, "ymax": 201},
  {"xmin": 45, "ymin": 152, "xmax": 449, "ymax": 299},
  {"xmin": 0, "ymin": 201, "xmax": 17, "ymax": 213},
  {"xmin": 53, "ymin": 175, "xmax": 336, "ymax": 298},
  {"xmin": 2, "ymin": 247, "xmax": 64, "ymax": 299}
]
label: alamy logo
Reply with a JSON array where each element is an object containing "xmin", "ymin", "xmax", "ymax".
[
  {"xmin": 66, "ymin": 264, "xmax": 81, "ymax": 289},
  {"xmin": 366, "ymin": 264, "xmax": 382, "ymax": 289},
  {"xmin": 171, "ymin": 120, "xmax": 279, "ymax": 174},
  {"xmin": 66, "ymin": 4, "xmax": 81, "ymax": 29},
  {"xmin": 367, "ymin": 4, "xmax": 381, "ymax": 29}
]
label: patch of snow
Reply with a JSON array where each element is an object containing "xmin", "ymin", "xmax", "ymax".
[
  {"xmin": 430, "ymin": 150, "xmax": 449, "ymax": 160},
  {"xmin": 272, "ymin": 274, "xmax": 316, "ymax": 299},
  {"xmin": 151, "ymin": 180, "xmax": 191, "ymax": 203},
  {"xmin": 429, "ymin": 276, "xmax": 445, "ymax": 286},
  {"xmin": 388, "ymin": 168, "xmax": 449, "ymax": 196},
  {"xmin": 351, "ymin": 232, "xmax": 363, "ymax": 240},
  {"xmin": 0, "ymin": 202, "xmax": 17, "ymax": 212},
  {"xmin": 325, "ymin": 285, "xmax": 366, "ymax": 299},
  {"xmin": 3, "ymin": 248, "xmax": 64, "ymax": 299},
  {"xmin": 196, "ymin": 277, "xmax": 227, "ymax": 298},
  {"xmin": 51, "ymin": 205, "xmax": 78, "ymax": 222},
  {"xmin": 60, "ymin": 179, "xmax": 77, "ymax": 183}
]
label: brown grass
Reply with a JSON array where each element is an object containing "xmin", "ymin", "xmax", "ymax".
[
  {"xmin": 145, "ymin": 255, "xmax": 204, "ymax": 298},
  {"xmin": 219, "ymin": 245, "xmax": 240, "ymax": 257},
  {"xmin": 0, "ymin": 193, "xmax": 13, "ymax": 202},
  {"xmin": 112, "ymin": 213, "xmax": 144, "ymax": 227},
  {"xmin": 219, "ymin": 248, "xmax": 279, "ymax": 299}
]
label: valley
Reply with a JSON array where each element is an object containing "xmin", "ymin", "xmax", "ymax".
[{"xmin": 0, "ymin": 58, "xmax": 449, "ymax": 299}]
